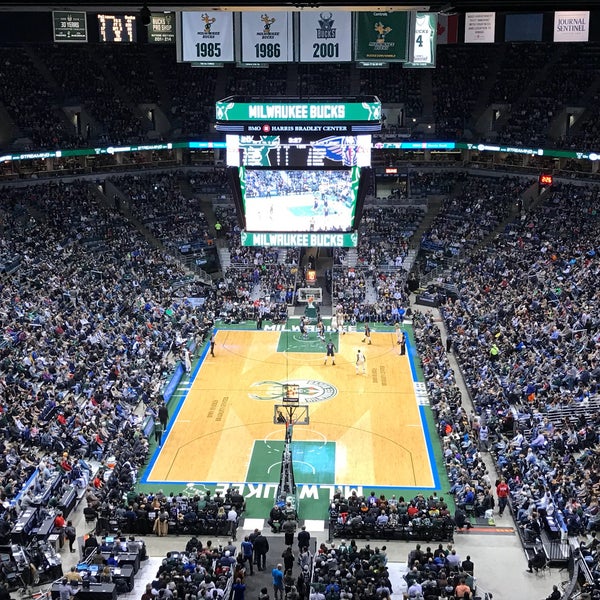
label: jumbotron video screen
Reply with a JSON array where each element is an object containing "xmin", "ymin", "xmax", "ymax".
[{"xmin": 240, "ymin": 167, "xmax": 360, "ymax": 233}]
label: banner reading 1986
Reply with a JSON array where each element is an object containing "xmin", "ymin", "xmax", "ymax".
[
  {"xmin": 180, "ymin": 12, "xmax": 234, "ymax": 62},
  {"xmin": 355, "ymin": 11, "xmax": 409, "ymax": 62},
  {"xmin": 241, "ymin": 12, "xmax": 293, "ymax": 63},
  {"xmin": 299, "ymin": 11, "xmax": 352, "ymax": 62}
]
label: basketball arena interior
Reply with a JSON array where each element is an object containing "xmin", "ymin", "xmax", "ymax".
[{"xmin": 0, "ymin": 2, "xmax": 599, "ymax": 600}]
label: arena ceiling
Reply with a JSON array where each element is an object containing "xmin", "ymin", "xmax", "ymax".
[{"xmin": 0, "ymin": 1, "xmax": 599, "ymax": 12}]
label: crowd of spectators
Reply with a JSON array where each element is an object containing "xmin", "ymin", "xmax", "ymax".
[
  {"xmin": 433, "ymin": 45, "xmax": 494, "ymax": 139},
  {"xmin": 329, "ymin": 490, "xmax": 455, "ymax": 544},
  {"xmin": 2, "ymin": 42, "xmax": 600, "ymax": 153},
  {"xmin": 359, "ymin": 64, "xmax": 423, "ymax": 118},
  {"xmin": 0, "ymin": 47, "xmax": 81, "ymax": 150},
  {"xmin": 215, "ymin": 206, "xmax": 299, "ymax": 308},
  {"xmin": 430, "ymin": 181, "xmax": 600, "ymax": 545},
  {"xmin": 108, "ymin": 172, "xmax": 213, "ymax": 256},
  {"xmin": 38, "ymin": 44, "xmax": 149, "ymax": 146},
  {"xmin": 420, "ymin": 174, "xmax": 529, "ymax": 256},
  {"xmin": 357, "ymin": 206, "xmax": 423, "ymax": 269},
  {"xmin": 149, "ymin": 46, "xmax": 219, "ymax": 140},
  {"xmin": 298, "ymin": 64, "xmax": 352, "ymax": 97},
  {"xmin": 0, "ymin": 178, "xmax": 233, "ymax": 533},
  {"xmin": 498, "ymin": 44, "xmax": 600, "ymax": 148},
  {"xmin": 402, "ymin": 542, "xmax": 476, "ymax": 600}
]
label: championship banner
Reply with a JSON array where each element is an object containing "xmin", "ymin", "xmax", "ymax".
[
  {"xmin": 436, "ymin": 14, "xmax": 458, "ymax": 44},
  {"xmin": 406, "ymin": 12, "xmax": 437, "ymax": 68},
  {"xmin": 554, "ymin": 11, "xmax": 590, "ymax": 42},
  {"xmin": 464, "ymin": 12, "xmax": 496, "ymax": 43},
  {"xmin": 299, "ymin": 11, "xmax": 352, "ymax": 62},
  {"xmin": 180, "ymin": 11, "xmax": 234, "ymax": 62},
  {"xmin": 355, "ymin": 12, "xmax": 409, "ymax": 62},
  {"xmin": 241, "ymin": 11, "xmax": 293, "ymax": 63}
]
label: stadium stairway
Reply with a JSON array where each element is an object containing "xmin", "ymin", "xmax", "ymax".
[
  {"xmin": 343, "ymin": 248, "xmax": 358, "ymax": 267},
  {"xmin": 217, "ymin": 247, "xmax": 232, "ymax": 270}
]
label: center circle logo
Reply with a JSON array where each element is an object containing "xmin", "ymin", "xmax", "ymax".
[{"xmin": 249, "ymin": 379, "xmax": 337, "ymax": 404}]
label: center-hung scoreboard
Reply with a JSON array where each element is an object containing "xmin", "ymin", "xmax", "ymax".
[
  {"xmin": 176, "ymin": 10, "xmax": 437, "ymax": 68},
  {"xmin": 219, "ymin": 96, "xmax": 381, "ymax": 248}
]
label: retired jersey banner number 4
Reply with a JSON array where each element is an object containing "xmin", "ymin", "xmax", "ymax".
[
  {"xmin": 355, "ymin": 12, "xmax": 408, "ymax": 62},
  {"xmin": 299, "ymin": 11, "xmax": 352, "ymax": 62},
  {"xmin": 241, "ymin": 12, "xmax": 293, "ymax": 62},
  {"xmin": 181, "ymin": 12, "xmax": 234, "ymax": 62},
  {"xmin": 406, "ymin": 12, "xmax": 437, "ymax": 67}
]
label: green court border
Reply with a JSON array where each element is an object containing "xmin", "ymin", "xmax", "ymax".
[{"xmin": 135, "ymin": 320, "xmax": 453, "ymax": 519}]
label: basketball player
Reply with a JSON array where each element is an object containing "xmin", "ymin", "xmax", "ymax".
[
  {"xmin": 330, "ymin": 314, "xmax": 338, "ymax": 333},
  {"xmin": 299, "ymin": 317, "xmax": 308, "ymax": 340},
  {"xmin": 317, "ymin": 319, "xmax": 325, "ymax": 342},
  {"xmin": 210, "ymin": 332, "xmax": 215, "ymax": 357},
  {"xmin": 395, "ymin": 323, "xmax": 402, "ymax": 345},
  {"xmin": 337, "ymin": 310, "xmax": 346, "ymax": 335},
  {"xmin": 362, "ymin": 323, "xmax": 372, "ymax": 345},
  {"xmin": 356, "ymin": 349, "xmax": 366, "ymax": 375},
  {"xmin": 324, "ymin": 339, "xmax": 336, "ymax": 365}
]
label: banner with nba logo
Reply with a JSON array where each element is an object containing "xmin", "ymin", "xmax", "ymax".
[
  {"xmin": 355, "ymin": 11, "xmax": 409, "ymax": 62},
  {"xmin": 299, "ymin": 11, "xmax": 352, "ymax": 62},
  {"xmin": 241, "ymin": 11, "xmax": 294, "ymax": 63}
]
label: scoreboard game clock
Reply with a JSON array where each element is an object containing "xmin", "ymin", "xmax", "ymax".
[
  {"xmin": 241, "ymin": 12, "xmax": 294, "ymax": 63},
  {"xmin": 97, "ymin": 14, "xmax": 137, "ymax": 42},
  {"xmin": 180, "ymin": 11, "xmax": 234, "ymax": 62},
  {"xmin": 299, "ymin": 11, "xmax": 352, "ymax": 62}
]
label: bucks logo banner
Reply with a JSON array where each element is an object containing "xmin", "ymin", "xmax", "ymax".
[
  {"xmin": 299, "ymin": 11, "xmax": 352, "ymax": 62},
  {"xmin": 181, "ymin": 11, "xmax": 234, "ymax": 62},
  {"xmin": 241, "ymin": 11, "xmax": 293, "ymax": 62},
  {"xmin": 355, "ymin": 11, "xmax": 409, "ymax": 61}
]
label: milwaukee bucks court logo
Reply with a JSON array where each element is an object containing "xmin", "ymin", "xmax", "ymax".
[{"xmin": 249, "ymin": 379, "xmax": 337, "ymax": 403}]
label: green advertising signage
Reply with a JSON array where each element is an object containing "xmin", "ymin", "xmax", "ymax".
[
  {"xmin": 241, "ymin": 231, "xmax": 358, "ymax": 248},
  {"xmin": 216, "ymin": 100, "xmax": 381, "ymax": 122},
  {"xmin": 355, "ymin": 12, "xmax": 408, "ymax": 61},
  {"xmin": 148, "ymin": 12, "xmax": 175, "ymax": 44}
]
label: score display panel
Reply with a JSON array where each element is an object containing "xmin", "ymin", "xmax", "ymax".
[
  {"xmin": 97, "ymin": 14, "xmax": 137, "ymax": 42},
  {"xmin": 239, "ymin": 166, "xmax": 360, "ymax": 234},
  {"xmin": 226, "ymin": 134, "xmax": 372, "ymax": 168}
]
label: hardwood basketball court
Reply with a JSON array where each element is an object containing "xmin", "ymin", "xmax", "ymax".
[{"xmin": 142, "ymin": 326, "xmax": 439, "ymax": 505}]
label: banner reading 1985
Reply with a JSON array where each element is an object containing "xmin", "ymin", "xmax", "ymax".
[
  {"xmin": 355, "ymin": 11, "xmax": 409, "ymax": 62},
  {"xmin": 299, "ymin": 11, "xmax": 352, "ymax": 62},
  {"xmin": 241, "ymin": 12, "xmax": 293, "ymax": 63},
  {"xmin": 181, "ymin": 11, "xmax": 234, "ymax": 62}
]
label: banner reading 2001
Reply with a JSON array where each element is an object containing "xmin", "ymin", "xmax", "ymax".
[
  {"xmin": 299, "ymin": 11, "xmax": 352, "ymax": 62},
  {"xmin": 355, "ymin": 11, "xmax": 409, "ymax": 62},
  {"xmin": 241, "ymin": 12, "xmax": 293, "ymax": 63}
]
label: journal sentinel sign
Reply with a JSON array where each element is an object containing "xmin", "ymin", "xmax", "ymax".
[
  {"xmin": 554, "ymin": 11, "xmax": 590, "ymax": 42},
  {"xmin": 241, "ymin": 231, "xmax": 358, "ymax": 247},
  {"xmin": 216, "ymin": 100, "xmax": 381, "ymax": 122}
]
